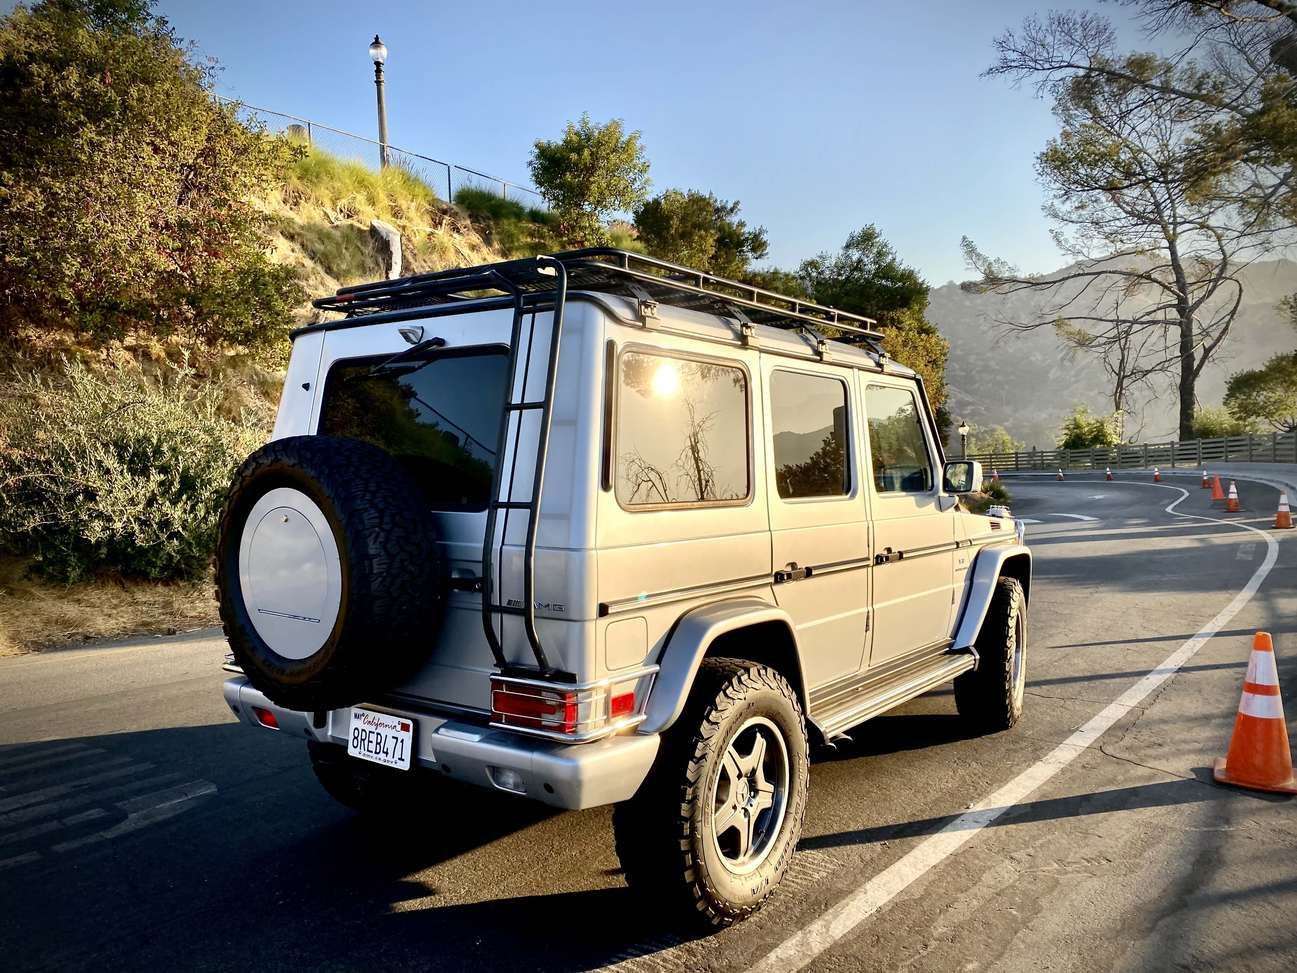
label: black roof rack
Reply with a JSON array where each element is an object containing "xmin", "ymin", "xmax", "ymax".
[{"xmin": 312, "ymin": 247, "xmax": 884, "ymax": 344}]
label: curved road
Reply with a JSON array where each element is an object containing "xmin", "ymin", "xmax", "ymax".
[{"xmin": 0, "ymin": 475, "xmax": 1294, "ymax": 971}]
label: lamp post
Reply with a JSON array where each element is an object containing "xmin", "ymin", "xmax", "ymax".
[
  {"xmin": 958, "ymin": 420, "xmax": 970, "ymax": 458},
  {"xmin": 369, "ymin": 34, "xmax": 389, "ymax": 168}
]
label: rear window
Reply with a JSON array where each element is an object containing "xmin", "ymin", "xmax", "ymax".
[{"xmin": 319, "ymin": 347, "xmax": 508, "ymax": 510}]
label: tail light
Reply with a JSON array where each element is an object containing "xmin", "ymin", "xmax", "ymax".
[
  {"xmin": 489, "ymin": 667, "xmax": 657, "ymax": 742},
  {"xmin": 251, "ymin": 706, "xmax": 279, "ymax": 730}
]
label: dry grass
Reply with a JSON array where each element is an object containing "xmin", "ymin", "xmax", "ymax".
[{"xmin": 0, "ymin": 557, "xmax": 219, "ymax": 656}]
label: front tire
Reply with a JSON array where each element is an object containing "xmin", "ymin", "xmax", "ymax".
[
  {"xmin": 613, "ymin": 659, "xmax": 810, "ymax": 929},
  {"xmin": 954, "ymin": 576, "xmax": 1026, "ymax": 732}
]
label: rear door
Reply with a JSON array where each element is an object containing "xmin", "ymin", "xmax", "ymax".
[
  {"xmin": 762, "ymin": 359, "xmax": 870, "ymax": 689},
  {"xmin": 861, "ymin": 379, "xmax": 957, "ymax": 667},
  {"xmin": 310, "ymin": 310, "xmax": 516, "ymax": 708}
]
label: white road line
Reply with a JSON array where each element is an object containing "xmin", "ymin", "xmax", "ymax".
[
  {"xmin": 0, "ymin": 760, "xmax": 140, "ymax": 814},
  {"xmin": 0, "ymin": 772, "xmax": 185, "ymax": 830},
  {"xmin": 0, "ymin": 851, "xmax": 41, "ymax": 872},
  {"xmin": 51, "ymin": 780, "xmax": 216, "ymax": 853},
  {"xmin": 0, "ymin": 742, "xmax": 89, "ymax": 771},
  {"xmin": 750, "ymin": 485, "xmax": 1281, "ymax": 973},
  {"xmin": 0, "ymin": 807, "xmax": 109, "ymax": 847},
  {"xmin": 1050, "ymin": 513, "xmax": 1100, "ymax": 521}
]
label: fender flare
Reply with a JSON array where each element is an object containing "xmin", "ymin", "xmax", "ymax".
[
  {"xmin": 639, "ymin": 597, "xmax": 806, "ymax": 735},
  {"xmin": 952, "ymin": 544, "xmax": 1032, "ymax": 654}
]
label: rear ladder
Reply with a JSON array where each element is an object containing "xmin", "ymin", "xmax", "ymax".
[{"xmin": 479, "ymin": 257, "xmax": 571, "ymax": 678}]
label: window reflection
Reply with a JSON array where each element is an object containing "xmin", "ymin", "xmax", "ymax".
[
  {"xmin": 771, "ymin": 371, "xmax": 849, "ymax": 499},
  {"xmin": 616, "ymin": 352, "xmax": 749, "ymax": 506},
  {"xmin": 865, "ymin": 385, "xmax": 934, "ymax": 493}
]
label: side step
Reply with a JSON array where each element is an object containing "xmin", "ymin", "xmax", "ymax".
[{"xmin": 810, "ymin": 651, "xmax": 976, "ymax": 741}]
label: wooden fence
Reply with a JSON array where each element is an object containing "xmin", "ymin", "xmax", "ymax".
[{"xmin": 967, "ymin": 430, "xmax": 1297, "ymax": 472}]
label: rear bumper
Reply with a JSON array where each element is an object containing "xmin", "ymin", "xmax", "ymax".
[{"xmin": 222, "ymin": 677, "xmax": 660, "ymax": 810}]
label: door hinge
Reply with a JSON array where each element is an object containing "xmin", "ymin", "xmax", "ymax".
[{"xmin": 874, "ymin": 548, "xmax": 904, "ymax": 565}]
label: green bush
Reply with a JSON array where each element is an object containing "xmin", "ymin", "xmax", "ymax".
[
  {"xmin": 0, "ymin": 361, "xmax": 266, "ymax": 582},
  {"xmin": 453, "ymin": 187, "xmax": 563, "ymax": 256},
  {"xmin": 0, "ymin": 0, "xmax": 303, "ymax": 347},
  {"xmin": 1057, "ymin": 405, "xmax": 1120, "ymax": 449}
]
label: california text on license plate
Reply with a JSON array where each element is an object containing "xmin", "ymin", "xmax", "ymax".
[{"xmin": 347, "ymin": 707, "xmax": 414, "ymax": 771}]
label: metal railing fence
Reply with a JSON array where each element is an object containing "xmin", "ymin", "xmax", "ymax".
[
  {"xmin": 217, "ymin": 97, "xmax": 545, "ymax": 207},
  {"xmin": 968, "ymin": 430, "xmax": 1297, "ymax": 472}
]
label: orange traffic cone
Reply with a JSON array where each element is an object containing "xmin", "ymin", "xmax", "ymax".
[
  {"xmin": 1105, "ymin": 467, "xmax": 1113, "ymax": 481},
  {"xmin": 1153, "ymin": 467, "xmax": 1161, "ymax": 482},
  {"xmin": 1211, "ymin": 475, "xmax": 1226, "ymax": 502},
  {"xmin": 1226, "ymin": 481, "xmax": 1240, "ymax": 512},
  {"xmin": 1201, "ymin": 469, "xmax": 1211, "ymax": 489},
  {"xmin": 1214, "ymin": 632, "xmax": 1296, "ymax": 795},
  {"xmin": 1056, "ymin": 468, "xmax": 1064, "ymax": 481},
  {"xmin": 1276, "ymin": 492, "xmax": 1294, "ymax": 530}
]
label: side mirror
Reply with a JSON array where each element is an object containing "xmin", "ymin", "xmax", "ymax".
[{"xmin": 943, "ymin": 460, "xmax": 983, "ymax": 494}]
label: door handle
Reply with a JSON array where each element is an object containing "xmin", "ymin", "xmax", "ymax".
[
  {"xmin": 874, "ymin": 548, "xmax": 904, "ymax": 565},
  {"xmin": 774, "ymin": 562, "xmax": 813, "ymax": 583}
]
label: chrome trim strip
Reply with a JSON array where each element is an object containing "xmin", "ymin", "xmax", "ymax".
[{"xmin": 600, "ymin": 573, "xmax": 772, "ymax": 617}]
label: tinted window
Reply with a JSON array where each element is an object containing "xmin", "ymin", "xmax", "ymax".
[
  {"xmin": 320, "ymin": 348, "xmax": 508, "ymax": 510},
  {"xmin": 865, "ymin": 384, "xmax": 934, "ymax": 493},
  {"xmin": 616, "ymin": 352, "xmax": 749, "ymax": 507},
  {"xmin": 770, "ymin": 371, "xmax": 849, "ymax": 499}
]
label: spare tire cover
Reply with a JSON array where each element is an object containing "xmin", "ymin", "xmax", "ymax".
[{"xmin": 216, "ymin": 435, "xmax": 444, "ymax": 710}]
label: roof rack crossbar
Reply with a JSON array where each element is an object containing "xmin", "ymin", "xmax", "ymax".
[{"xmin": 310, "ymin": 248, "xmax": 886, "ymax": 342}]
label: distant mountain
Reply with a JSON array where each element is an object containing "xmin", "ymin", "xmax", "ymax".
[
  {"xmin": 927, "ymin": 259, "xmax": 1297, "ymax": 448},
  {"xmin": 773, "ymin": 426, "xmax": 833, "ymax": 467}
]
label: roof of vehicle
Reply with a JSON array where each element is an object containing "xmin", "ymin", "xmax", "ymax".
[{"xmin": 303, "ymin": 249, "xmax": 902, "ymax": 369}]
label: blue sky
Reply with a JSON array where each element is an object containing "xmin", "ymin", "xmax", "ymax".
[{"xmin": 150, "ymin": 0, "xmax": 1147, "ymax": 285}]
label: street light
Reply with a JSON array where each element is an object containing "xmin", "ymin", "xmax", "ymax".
[
  {"xmin": 958, "ymin": 419, "xmax": 970, "ymax": 458},
  {"xmin": 369, "ymin": 34, "xmax": 389, "ymax": 168}
]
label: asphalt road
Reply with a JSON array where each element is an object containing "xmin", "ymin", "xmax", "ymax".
[{"xmin": 1, "ymin": 475, "xmax": 1295, "ymax": 972}]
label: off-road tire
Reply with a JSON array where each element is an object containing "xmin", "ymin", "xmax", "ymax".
[
  {"xmin": 954, "ymin": 576, "xmax": 1026, "ymax": 732},
  {"xmin": 307, "ymin": 740, "xmax": 430, "ymax": 812},
  {"xmin": 216, "ymin": 435, "xmax": 444, "ymax": 711},
  {"xmin": 612, "ymin": 659, "xmax": 810, "ymax": 929}
]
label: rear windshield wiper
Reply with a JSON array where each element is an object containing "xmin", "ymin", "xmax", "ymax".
[{"xmin": 350, "ymin": 336, "xmax": 446, "ymax": 382}]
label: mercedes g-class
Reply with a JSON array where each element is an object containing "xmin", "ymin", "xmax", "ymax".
[{"xmin": 217, "ymin": 249, "xmax": 1030, "ymax": 927}]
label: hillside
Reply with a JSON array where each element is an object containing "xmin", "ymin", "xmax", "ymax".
[{"xmin": 927, "ymin": 260, "xmax": 1297, "ymax": 447}]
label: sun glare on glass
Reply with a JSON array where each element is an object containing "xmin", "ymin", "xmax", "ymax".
[{"xmin": 650, "ymin": 362, "xmax": 680, "ymax": 398}]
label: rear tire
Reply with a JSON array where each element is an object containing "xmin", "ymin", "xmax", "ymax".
[
  {"xmin": 613, "ymin": 659, "xmax": 809, "ymax": 929},
  {"xmin": 954, "ymin": 576, "xmax": 1026, "ymax": 732}
]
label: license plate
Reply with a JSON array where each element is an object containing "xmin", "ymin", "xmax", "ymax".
[{"xmin": 347, "ymin": 707, "xmax": 414, "ymax": 771}]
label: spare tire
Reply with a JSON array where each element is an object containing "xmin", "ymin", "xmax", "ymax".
[{"xmin": 215, "ymin": 435, "xmax": 444, "ymax": 710}]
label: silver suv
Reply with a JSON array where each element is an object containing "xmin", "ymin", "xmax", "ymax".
[{"xmin": 217, "ymin": 249, "xmax": 1031, "ymax": 927}]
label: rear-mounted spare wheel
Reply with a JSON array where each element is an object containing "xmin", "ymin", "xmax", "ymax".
[{"xmin": 216, "ymin": 435, "xmax": 444, "ymax": 710}]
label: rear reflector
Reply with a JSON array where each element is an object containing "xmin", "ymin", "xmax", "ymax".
[
  {"xmin": 610, "ymin": 691, "xmax": 635, "ymax": 720},
  {"xmin": 251, "ymin": 706, "xmax": 279, "ymax": 730}
]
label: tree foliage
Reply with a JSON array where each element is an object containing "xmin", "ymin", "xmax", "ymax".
[
  {"xmin": 634, "ymin": 189, "xmax": 768, "ymax": 277},
  {"xmin": 1191, "ymin": 405, "xmax": 1257, "ymax": 438},
  {"xmin": 1057, "ymin": 405, "xmax": 1121, "ymax": 449},
  {"xmin": 967, "ymin": 423, "xmax": 1025, "ymax": 455},
  {"xmin": 0, "ymin": 0, "xmax": 302, "ymax": 346},
  {"xmin": 1224, "ymin": 352, "xmax": 1297, "ymax": 431},
  {"xmin": 798, "ymin": 225, "xmax": 930, "ymax": 329},
  {"xmin": 528, "ymin": 114, "xmax": 650, "ymax": 245},
  {"xmin": 976, "ymin": 6, "xmax": 1297, "ymax": 439},
  {"xmin": 785, "ymin": 226, "xmax": 950, "ymax": 412}
]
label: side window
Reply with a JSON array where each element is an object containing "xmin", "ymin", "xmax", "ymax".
[
  {"xmin": 865, "ymin": 384, "xmax": 934, "ymax": 494},
  {"xmin": 615, "ymin": 351, "xmax": 749, "ymax": 507},
  {"xmin": 770, "ymin": 370, "xmax": 849, "ymax": 499}
]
